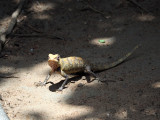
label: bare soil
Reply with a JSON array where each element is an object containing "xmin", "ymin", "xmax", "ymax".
[{"xmin": 0, "ymin": 0, "xmax": 160, "ymax": 120}]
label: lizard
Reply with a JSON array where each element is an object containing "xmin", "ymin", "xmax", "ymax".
[{"xmin": 35, "ymin": 45, "xmax": 140, "ymax": 91}]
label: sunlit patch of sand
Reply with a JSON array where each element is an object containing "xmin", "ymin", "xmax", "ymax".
[
  {"xmin": 115, "ymin": 108, "xmax": 128, "ymax": 119},
  {"xmin": 30, "ymin": 2, "xmax": 55, "ymax": 13},
  {"xmin": 137, "ymin": 14, "xmax": 155, "ymax": 21},
  {"xmin": 90, "ymin": 37, "xmax": 116, "ymax": 46},
  {"xmin": 152, "ymin": 82, "xmax": 160, "ymax": 88}
]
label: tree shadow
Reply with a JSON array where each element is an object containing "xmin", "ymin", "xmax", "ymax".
[
  {"xmin": 0, "ymin": 72, "xmax": 18, "ymax": 84},
  {"xmin": 64, "ymin": 77, "xmax": 160, "ymax": 120}
]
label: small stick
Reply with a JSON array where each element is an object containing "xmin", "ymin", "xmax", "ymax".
[
  {"xmin": 26, "ymin": 24, "xmax": 64, "ymax": 40},
  {"xmin": 127, "ymin": 0, "xmax": 150, "ymax": 13},
  {"xmin": 88, "ymin": 5, "xmax": 109, "ymax": 19},
  {"xmin": 27, "ymin": 24, "xmax": 43, "ymax": 33},
  {"xmin": 82, "ymin": 2, "xmax": 110, "ymax": 19},
  {"xmin": 88, "ymin": 4, "xmax": 105, "ymax": 15},
  {"xmin": 11, "ymin": 33, "xmax": 64, "ymax": 40}
]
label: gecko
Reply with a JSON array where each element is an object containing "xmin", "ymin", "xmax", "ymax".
[{"xmin": 35, "ymin": 45, "xmax": 140, "ymax": 91}]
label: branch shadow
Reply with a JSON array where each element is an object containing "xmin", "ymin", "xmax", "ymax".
[{"xmin": 24, "ymin": 111, "xmax": 45, "ymax": 120}]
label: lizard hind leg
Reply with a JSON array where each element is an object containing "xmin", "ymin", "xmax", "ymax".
[
  {"xmin": 58, "ymin": 76, "xmax": 69, "ymax": 91},
  {"xmin": 85, "ymin": 65, "xmax": 99, "ymax": 81}
]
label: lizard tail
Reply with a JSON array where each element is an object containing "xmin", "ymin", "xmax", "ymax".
[{"xmin": 92, "ymin": 44, "xmax": 140, "ymax": 71}]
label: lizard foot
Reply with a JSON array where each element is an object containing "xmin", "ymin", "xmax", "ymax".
[
  {"xmin": 94, "ymin": 78, "xmax": 101, "ymax": 82},
  {"xmin": 34, "ymin": 81, "xmax": 46, "ymax": 87}
]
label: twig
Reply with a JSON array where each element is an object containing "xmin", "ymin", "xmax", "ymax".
[
  {"xmin": 0, "ymin": 0, "xmax": 26, "ymax": 52},
  {"xmin": 11, "ymin": 34, "xmax": 64, "ymax": 40},
  {"xmin": 26, "ymin": 24, "xmax": 64, "ymax": 40},
  {"xmin": 0, "ymin": 75, "xmax": 18, "ymax": 78},
  {"xmin": 27, "ymin": 24, "xmax": 43, "ymax": 33},
  {"xmin": 127, "ymin": 0, "xmax": 150, "ymax": 13},
  {"xmin": 82, "ymin": 2, "xmax": 110, "ymax": 19},
  {"xmin": 88, "ymin": 4, "xmax": 105, "ymax": 15}
]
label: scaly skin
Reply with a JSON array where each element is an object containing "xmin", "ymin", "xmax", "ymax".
[{"xmin": 35, "ymin": 45, "xmax": 140, "ymax": 91}]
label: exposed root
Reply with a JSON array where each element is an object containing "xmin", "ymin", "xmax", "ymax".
[{"xmin": 0, "ymin": 0, "xmax": 26, "ymax": 52}]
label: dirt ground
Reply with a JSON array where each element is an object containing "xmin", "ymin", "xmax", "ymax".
[{"xmin": 0, "ymin": 0, "xmax": 160, "ymax": 120}]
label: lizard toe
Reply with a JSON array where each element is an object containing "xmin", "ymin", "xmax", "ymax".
[
  {"xmin": 94, "ymin": 78, "xmax": 100, "ymax": 82},
  {"xmin": 34, "ymin": 81, "xmax": 46, "ymax": 87}
]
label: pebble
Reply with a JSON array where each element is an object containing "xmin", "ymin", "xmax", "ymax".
[{"xmin": 77, "ymin": 83, "xmax": 84, "ymax": 87}]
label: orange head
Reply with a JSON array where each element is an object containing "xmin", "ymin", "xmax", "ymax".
[{"xmin": 48, "ymin": 54, "xmax": 60, "ymax": 71}]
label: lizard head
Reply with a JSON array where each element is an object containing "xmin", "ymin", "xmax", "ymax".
[{"xmin": 48, "ymin": 54, "xmax": 60, "ymax": 71}]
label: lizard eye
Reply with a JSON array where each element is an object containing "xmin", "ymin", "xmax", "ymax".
[
  {"xmin": 56, "ymin": 55, "xmax": 60, "ymax": 61},
  {"xmin": 56, "ymin": 56, "xmax": 60, "ymax": 61}
]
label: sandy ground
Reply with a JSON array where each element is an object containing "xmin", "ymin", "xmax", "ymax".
[{"xmin": 0, "ymin": 0, "xmax": 160, "ymax": 120}]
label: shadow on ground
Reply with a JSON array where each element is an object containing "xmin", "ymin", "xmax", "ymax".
[{"xmin": 64, "ymin": 78, "xmax": 160, "ymax": 119}]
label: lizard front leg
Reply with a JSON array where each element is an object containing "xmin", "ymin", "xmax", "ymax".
[
  {"xmin": 57, "ymin": 70, "xmax": 69, "ymax": 91},
  {"xmin": 34, "ymin": 70, "xmax": 53, "ymax": 87}
]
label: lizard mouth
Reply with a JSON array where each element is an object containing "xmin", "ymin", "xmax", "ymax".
[{"xmin": 48, "ymin": 60, "xmax": 59, "ymax": 71}]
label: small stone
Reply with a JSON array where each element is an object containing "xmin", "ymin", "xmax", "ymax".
[
  {"xmin": 119, "ymin": 77, "xmax": 124, "ymax": 81},
  {"xmin": 82, "ymin": 76, "xmax": 86, "ymax": 80},
  {"xmin": 106, "ymin": 112, "xmax": 110, "ymax": 117},
  {"xmin": 151, "ymin": 67, "xmax": 156, "ymax": 70},
  {"xmin": 77, "ymin": 83, "xmax": 84, "ymax": 87},
  {"xmin": 0, "ymin": 94, "xmax": 2, "ymax": 101},
  {"xmin": 68, "ymin": 8, "xmax": 72, "ymax": 11},
  {"xmin": 84, "ymin": 21, "xmax": 87, "ymax": 24},
  {"xmin": 30, "ymin": 48, "xmax": 33, "ymax": 53},
  {"xmin": 108, "ymin": 56, "xmax": 112, "ymax": 59}
]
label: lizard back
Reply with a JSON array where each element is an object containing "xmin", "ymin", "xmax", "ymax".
[{"xmin": 59, "ymin": 57, "xmax": 85, "ymax": 74}]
